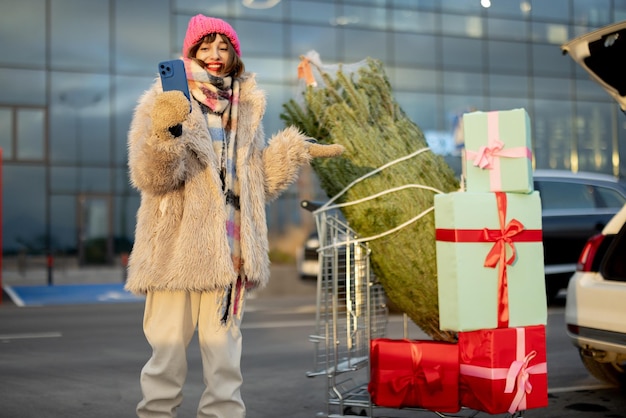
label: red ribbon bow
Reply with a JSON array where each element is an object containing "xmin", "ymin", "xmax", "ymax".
[
  {"xmin": 390, "ymin": 342, "xmax": 443, "ymax": 406},
  {"xmin": 485, "ymin": 192, "xmax": 524, "ymax": 327}
]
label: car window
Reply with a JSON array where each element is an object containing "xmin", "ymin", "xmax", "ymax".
[
  {"xmin": 594, "ymin": 186, "xmax": 626, "ymax": 208},
  {"xmin": 537, "ymin": 180, "xmax": 595, "ymax": 210}
]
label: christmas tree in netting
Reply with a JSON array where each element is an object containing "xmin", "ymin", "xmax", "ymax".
[{"xmin": 281, "ymin": 52, "xmax": 459, "ymax": 342}]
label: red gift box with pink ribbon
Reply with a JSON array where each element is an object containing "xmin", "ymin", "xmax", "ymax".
[
  {"xmin": 458, "ymin": 325, "xmax": 548, "ymax": 415},
  {"xmin": 368, "ymin": 338, "xmax": 461, "ymax": 413},
  {"xmin": 463, "ymin": 109, "xmax": 534, "ymax": 194}
]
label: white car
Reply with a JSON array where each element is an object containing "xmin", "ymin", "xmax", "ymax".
[
  {"xmin": 564, "ymin": 204, "xmax": 626, "ymax": 385},
  {"xmin": 562, "ymin": 20, "xmax": 626, "ymax": 386}
]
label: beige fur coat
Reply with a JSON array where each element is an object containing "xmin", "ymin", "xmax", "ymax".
[{"xmin": 124, "ymin": 73, "xmax": 340, "ymax": 295}]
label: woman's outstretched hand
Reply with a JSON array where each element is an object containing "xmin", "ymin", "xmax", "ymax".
[{"xmin": 305, "ymin": 138, "xmax": 345, "ymax": 158}]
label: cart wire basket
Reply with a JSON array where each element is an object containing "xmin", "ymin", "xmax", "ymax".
[{"xmin": 301, "ymin": 200, "xmax": 524, "ymax": 418}]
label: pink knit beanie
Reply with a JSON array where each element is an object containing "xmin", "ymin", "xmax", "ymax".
[{"xmin": 182, "ymin": 15, "xmax": 241, "ymax": 57}]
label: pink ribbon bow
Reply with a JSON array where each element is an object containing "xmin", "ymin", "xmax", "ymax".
[{"xmin": 505, "ymin": 328, "xmax": 547, "ymax": 414}]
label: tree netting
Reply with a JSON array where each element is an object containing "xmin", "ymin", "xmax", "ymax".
[{"xmin": 281, "ymin": 51, "xmax": 460, "ymax": 341}]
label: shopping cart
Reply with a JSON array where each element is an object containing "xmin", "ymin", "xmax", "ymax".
[{"xmin": 301, "ymin": 200, "xmax": 524, "ymax": 418}]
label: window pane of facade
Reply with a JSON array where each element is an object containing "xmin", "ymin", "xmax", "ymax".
[
  {"xmin": 487, "ymin": 18, "xmax": 528, "ymax": 41},
  {"xmin": 441, "ymin": 14, "xmax": 484, "ymax": 38},
  {"xmin": 115, "ymin": 0, "xmax": 171, "ymax": 74},
  {"xmin": 246, "ymin": 57, "xmax": 287, "ymax": 83},
  {"xmin": 114, "ymin": 194, "xmax": 139, "ymax": 247},
  {"xmin": 443, "ymin": 71, "xmax": 483, "ymax": 95},
  {"xmin": 532, "ymin": 98, "xmax": 573, "ymax": 170},
  {"xmin": 290, "ymin": 1, "xmax": 336, "ymax": 24},
  {"xmin": 389, "ymin": 67, "xmax": 438, "ymax": 91},
  {"xmin": 50, "ymin": 72, "xmax": 110, "ymax": 164},
  {"xmin": 392, "ymin": 33, "xmax": 437, "ymax": 67},
  {"xmin": 231, "ymin": 0, "xmax": 286, "ymax": 19},
  {"xmin": 0, "ymin": 108, "xmax": 13, "ymax": 158},
  {"xmin": 289, "ymin": 24, "xmax": 341, "ymax": 61},
  {"xmin": 395, "ymin": 92, "xmax": 439, "ymax": 132},
  {"xmin": 534, "ymin": 76, "xmax": 571, "ymax": 100},
  {"xmin": 531, "ymin": 0, "xmax": 571, "ymax": 22},
  {"xmin": 489, "ymin": 97, "xmax": 531, "ymax": 114},
  {"xmin": 575, "ymin": 101, "xmax": 614, "ymax": 174},
  {"xmin": 17, "ymin": 108, "xmax": 45, "ymax": 161},
  {"xmin": 263, "ymin": 83, "xmax": 291, "ymax": 138},
  {"xmin": 442, "ymin": 37, "xmax": 483, "ymax": 71},
  {"xmin": 488, "ymin": 0, "xmax": 532, "ymax": 19},
  {"xmin": 236, "ymin": 20, "xmax": 285, "ymax": 57},
  {"xmin": 390, "ymin": 0, "xmax": 437, "ymax": 11},
  {"xmin": 343, "ymin": 4, "xmax": 387, "ymax": 30},
  {"xmin": 115, "ymin": 168, "xmax": 133, "ymax": 194},
  {"xmin": 487, "ymin": 40, "xmax": 528, "ymax": 75},
  {"xmin": 174, "ymin": 0, "xmax": 229, "ymax": 15},
  {"xmin": 575, "ymin": 76, "xmax": 618, "ymax": 102},
  {"xmin": 440, "ymin": 0, "xmax": 482, "ymax": 14},
  {"xmin": 530, "ymin": 22, "xmax": 570, "ymax": 44},
  {"xmin": 51, "ymin": 166, "xmax": 79, "ymax": 193},
  {"xmin": 2, "ymin": 165, "xmax": 46, "ymax": 253},
  {"xmin": 572, "ymin": 0, "xmax": 612, "ymax": 26},
  {"xmin": 616, "ymin": 0, "xmax": 626, "ymax": 20},
  {"xmin": 80, "ymin": 167, "xmax": 111, "ymax": 193},
  {"xmin": 51, "ymin": 195, "xmax": 77, "ymax": 253},
  {"xmin": 488, "ymin": 74, "xmax": 529, "ymax": 97},
  {"xmin": 0, "ymin": 0, "xmax": 46, "ymax": 67},
  {"xmin": 343, "ymin": 28, "xmax": 388, "ymax": 62},
  {"xmin": 114, "ymin": 75, "xmax": 153, "ymax": 165},
  {"xmin": 532, "ymin": 43, "xmax": 570, "ymax": 77},
  {"xmin": 0, "ymin": 68, "xmax": 46, "ymax": 106},
  {"xmin": 50, "ymin": 0, "xmax": 109, "ymax": 71},
  {"xmin": 390, "ymin": 9, "xmax": 436, "ymax": 33},
  {"xmin": 443, "ymin": 95, "xmax": 486, "ymax": 129}
]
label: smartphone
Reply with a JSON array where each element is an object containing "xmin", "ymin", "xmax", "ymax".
[{"xmin": 158, "ymin": 59, "xmax": 191, "ymax": 102}]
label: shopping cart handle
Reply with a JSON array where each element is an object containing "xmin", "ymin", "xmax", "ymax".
[{"xmin": 300, "ymin": 200, "xmax": 324, "ymax": 212}]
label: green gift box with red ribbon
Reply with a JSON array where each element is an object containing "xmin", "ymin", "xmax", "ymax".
[
  {"xmin": 458, "ymin": 325, "xmax": 548, "ymax": 415},
  {"xmin": 435, "ymin": 191, "xmax": 547, "ymax": 331},
  {"xmin": 463, "ymin": 109, "xmax": 533, "ymax": 194},
  {"xmin": 368, "ymin": 338, "xmax": 461, "ymax": 412}
]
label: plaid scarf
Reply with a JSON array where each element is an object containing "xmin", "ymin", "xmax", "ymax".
[{"xmin": 184, "ymin": 58, "xmax": 246, "ymax": 319}]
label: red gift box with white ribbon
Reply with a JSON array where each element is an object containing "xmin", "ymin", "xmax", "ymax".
[{"xmin": 458, "ymin": 325, "xmax": 548, "ymax": 414}]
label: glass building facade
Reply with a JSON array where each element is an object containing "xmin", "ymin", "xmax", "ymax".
[{"xmin": 1, "ymin": 0, "xmax": 625, "ymax": 267}]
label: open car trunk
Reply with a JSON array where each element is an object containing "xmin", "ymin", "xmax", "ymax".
[{"xmin": 561, "ymin": 20, "xmax": 626, "ymax": 111}]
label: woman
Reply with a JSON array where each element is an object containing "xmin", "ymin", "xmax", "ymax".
[{"xmin": 125, "ymin": 14, "xmax": 343, "ymax": 418}]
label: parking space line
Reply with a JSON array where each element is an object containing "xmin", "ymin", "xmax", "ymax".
[{"xmin": 0, "ymin": 332, "xmax": 63, "ymax": 341}]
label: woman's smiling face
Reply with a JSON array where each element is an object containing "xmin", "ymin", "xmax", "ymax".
[{"xmin": 195, "ymin": 34, "xmax": 232, "ymax": 76}]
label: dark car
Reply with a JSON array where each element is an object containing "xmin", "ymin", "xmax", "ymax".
[{"xmin": 298, "ymin": 171, "xmax": 626, "ymax": 303}]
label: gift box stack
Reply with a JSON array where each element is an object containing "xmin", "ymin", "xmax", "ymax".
[{"xmin": 367, "ymin": 108, "xmax": 548, "ymax": 415}]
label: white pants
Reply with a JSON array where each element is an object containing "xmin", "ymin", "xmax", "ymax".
[{"xmin": 136, "ymin": 290, "xmax": 245, "ymax": 418}]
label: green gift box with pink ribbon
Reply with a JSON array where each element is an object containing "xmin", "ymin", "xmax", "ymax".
[
  {"xmin": 434, "ymin": 191, "xmax": 547, "ymax": 332},
  {"xmin": 463, "ymin": 109, "xmax": 533, "ymax": 194}
]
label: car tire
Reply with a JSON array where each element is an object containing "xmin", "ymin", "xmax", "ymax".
[{"xmin": 579, "ymin": 350, "xmax": 626, "ymax": 386}]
